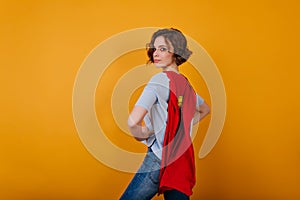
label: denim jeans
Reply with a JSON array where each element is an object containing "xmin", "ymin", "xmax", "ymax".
[
  {"xmin": 119, "ymin": 148, "xmax": 190, "ymax": 200},
  {"xmin": 120, "ymin": 147, "xmax": 161, "ymax": 200},
  {"xmin": 164, "ymin": 190, "xmax": 189, "ymax": 200}
]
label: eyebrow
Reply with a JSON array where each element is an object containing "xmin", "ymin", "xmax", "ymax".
[{"xmin": 153, "ymin": 45, "xmax": 168, "ymax": 48}]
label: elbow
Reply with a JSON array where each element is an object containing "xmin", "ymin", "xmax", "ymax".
[
  {"xmin": 133, "ymin": 136, "xmax": 145, "ymax": 141},
  {"xmin": 206, "ymin": 106, "xmax": 211, "ymax": 115},
  {"xmin": 127, "ymin": 117, "xmax": 139, "ymax": 130},
  {"xmin": 200, "ymin": 103, "xmax": 211, "ymax": 117},
  {"xmin": 203, "ymin": 102, "xmax": 211, "ymax": 114},
  {"xmin": 204, "ymin": 106, "xmax": 211, "ymax": 117},
  {"xmin": 127, "ymin": 117, "xmax": 143, "ymax": 141},
  {"xmin": 127, "ymin": 118, "xmax": 135, "ymax": 129}
]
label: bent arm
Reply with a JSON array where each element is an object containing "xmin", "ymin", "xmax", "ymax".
[
  {"xmin": 193, "ymin": 101, "xmax": 211, "ymax": 125},
  {"xmin": 127, "ymin": 106, "xmax": 154, "ymax": 141}
]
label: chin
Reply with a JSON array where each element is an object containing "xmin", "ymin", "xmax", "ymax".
[{"xmin": 154, "ymin": 63, "xmax": 164, "ymax": 68}]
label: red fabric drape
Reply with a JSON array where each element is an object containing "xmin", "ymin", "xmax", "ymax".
[{"xmin": 158, "ymin": 71, "xmax": 196, "ymax": 196}]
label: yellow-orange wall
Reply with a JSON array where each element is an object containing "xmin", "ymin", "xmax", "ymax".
[{"xmin": 1, "ymin": 0, "xmax": 300, "ymax": 199}]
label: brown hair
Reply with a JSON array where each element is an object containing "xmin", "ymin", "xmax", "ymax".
[{"xmin": 146, "ymin": 28, "xmax": 192, "ymax": 66}]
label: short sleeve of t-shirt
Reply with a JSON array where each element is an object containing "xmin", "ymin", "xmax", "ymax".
[
  {"xmin": 136, "ymin": 76, "xmax": 204, "ymax": 110},
  {"xmin": 135, "ymin": 73, "xmax": 169, "ymax": 112},
  {"xmin": 135, "ymin": 80, "xmax": 158, "ymax": 113},
  {"xmin": 135, "ymin": 87, "xmax": 156, "ymax": 112},
  {"xmin": 196, "ymin": 94, "xmax": 204, "ymax": 107}
]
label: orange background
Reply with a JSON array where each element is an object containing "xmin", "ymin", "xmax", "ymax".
[{"xmin": 1, "ymin": 0, "xmax": 300, "ymax": 199}]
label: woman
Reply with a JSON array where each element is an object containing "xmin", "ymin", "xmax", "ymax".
[{"xmin": 120, "ymin": 28, "xmax": 210, "ymax": 200}]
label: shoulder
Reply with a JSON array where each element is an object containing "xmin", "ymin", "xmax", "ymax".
[
  {"xmin": 144, "ymin": 72, "xmax": 170, "ymax": 94},
  {"xmin": 148, "ymin": 72, "xmax": 169, "ymax": 85},
  {"xmin": 150, "ymin": 72, "xmax": 168, "ymax": 81}
]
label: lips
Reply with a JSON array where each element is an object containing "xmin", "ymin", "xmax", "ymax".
[{"xmin": 154, "ymin": 59, "xmax": 160, "ymax": 63}]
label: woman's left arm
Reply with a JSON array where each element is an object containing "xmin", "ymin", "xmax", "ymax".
[
  {"xmin": 193, "ymin": 101, "xmax": 211, "ymax": 125},
  {"xmin": 128, "ymin": 106, "xmax": 154, "ymax": 141}
]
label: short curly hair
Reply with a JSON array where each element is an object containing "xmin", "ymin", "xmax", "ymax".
[{"xmin": 146, "ymin": 28, "xmax": 192, "ymax": 66}]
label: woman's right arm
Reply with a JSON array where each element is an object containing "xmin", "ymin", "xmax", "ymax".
[{"xmin": 128, "ymin": 106, "xmax": 154, "ymax": 141}]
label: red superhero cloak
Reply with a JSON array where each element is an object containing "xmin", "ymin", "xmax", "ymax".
[{"xmin": 158, "ymin": 71, "xmax": 197, "ymax": 196}]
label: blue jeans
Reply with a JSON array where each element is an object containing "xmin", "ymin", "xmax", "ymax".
[
  {"xmin": 120, "ymin": 148, "xmax": 190, "ymax": 200},
  {"xmin": 164, "ymin": 190, "xmax": 189, "ymax": 200},
  {"xmin": 120, "ymin": 148, "xmax": 161, "ymax": 200}
]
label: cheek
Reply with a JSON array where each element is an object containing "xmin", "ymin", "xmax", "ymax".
[{"xmin": 162, "ymin": 53, "xmax": 174, "ymax": 62}]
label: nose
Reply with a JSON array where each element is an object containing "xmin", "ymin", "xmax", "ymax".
[{"xmin": 153, "ymin": 49, "xmax": 159, "ymax": 57}]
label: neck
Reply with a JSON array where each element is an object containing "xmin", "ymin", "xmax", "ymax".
[{"xmin": 162, "ymin": 64, "xmax": 179, "ymax": 73}]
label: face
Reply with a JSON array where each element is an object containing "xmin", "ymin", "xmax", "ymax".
[{"xmin": 152, "ymin": 36, "xmax": 176, "ymax": 68}]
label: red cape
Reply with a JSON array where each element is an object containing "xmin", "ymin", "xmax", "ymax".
[{"xmin": 158, "ymin": 71, "xmax": 196, "ymax": 196}]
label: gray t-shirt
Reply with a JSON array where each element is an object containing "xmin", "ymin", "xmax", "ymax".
[{"xmin": 135, "ymin": 72, "xmax": 204, "ymax": 159}]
